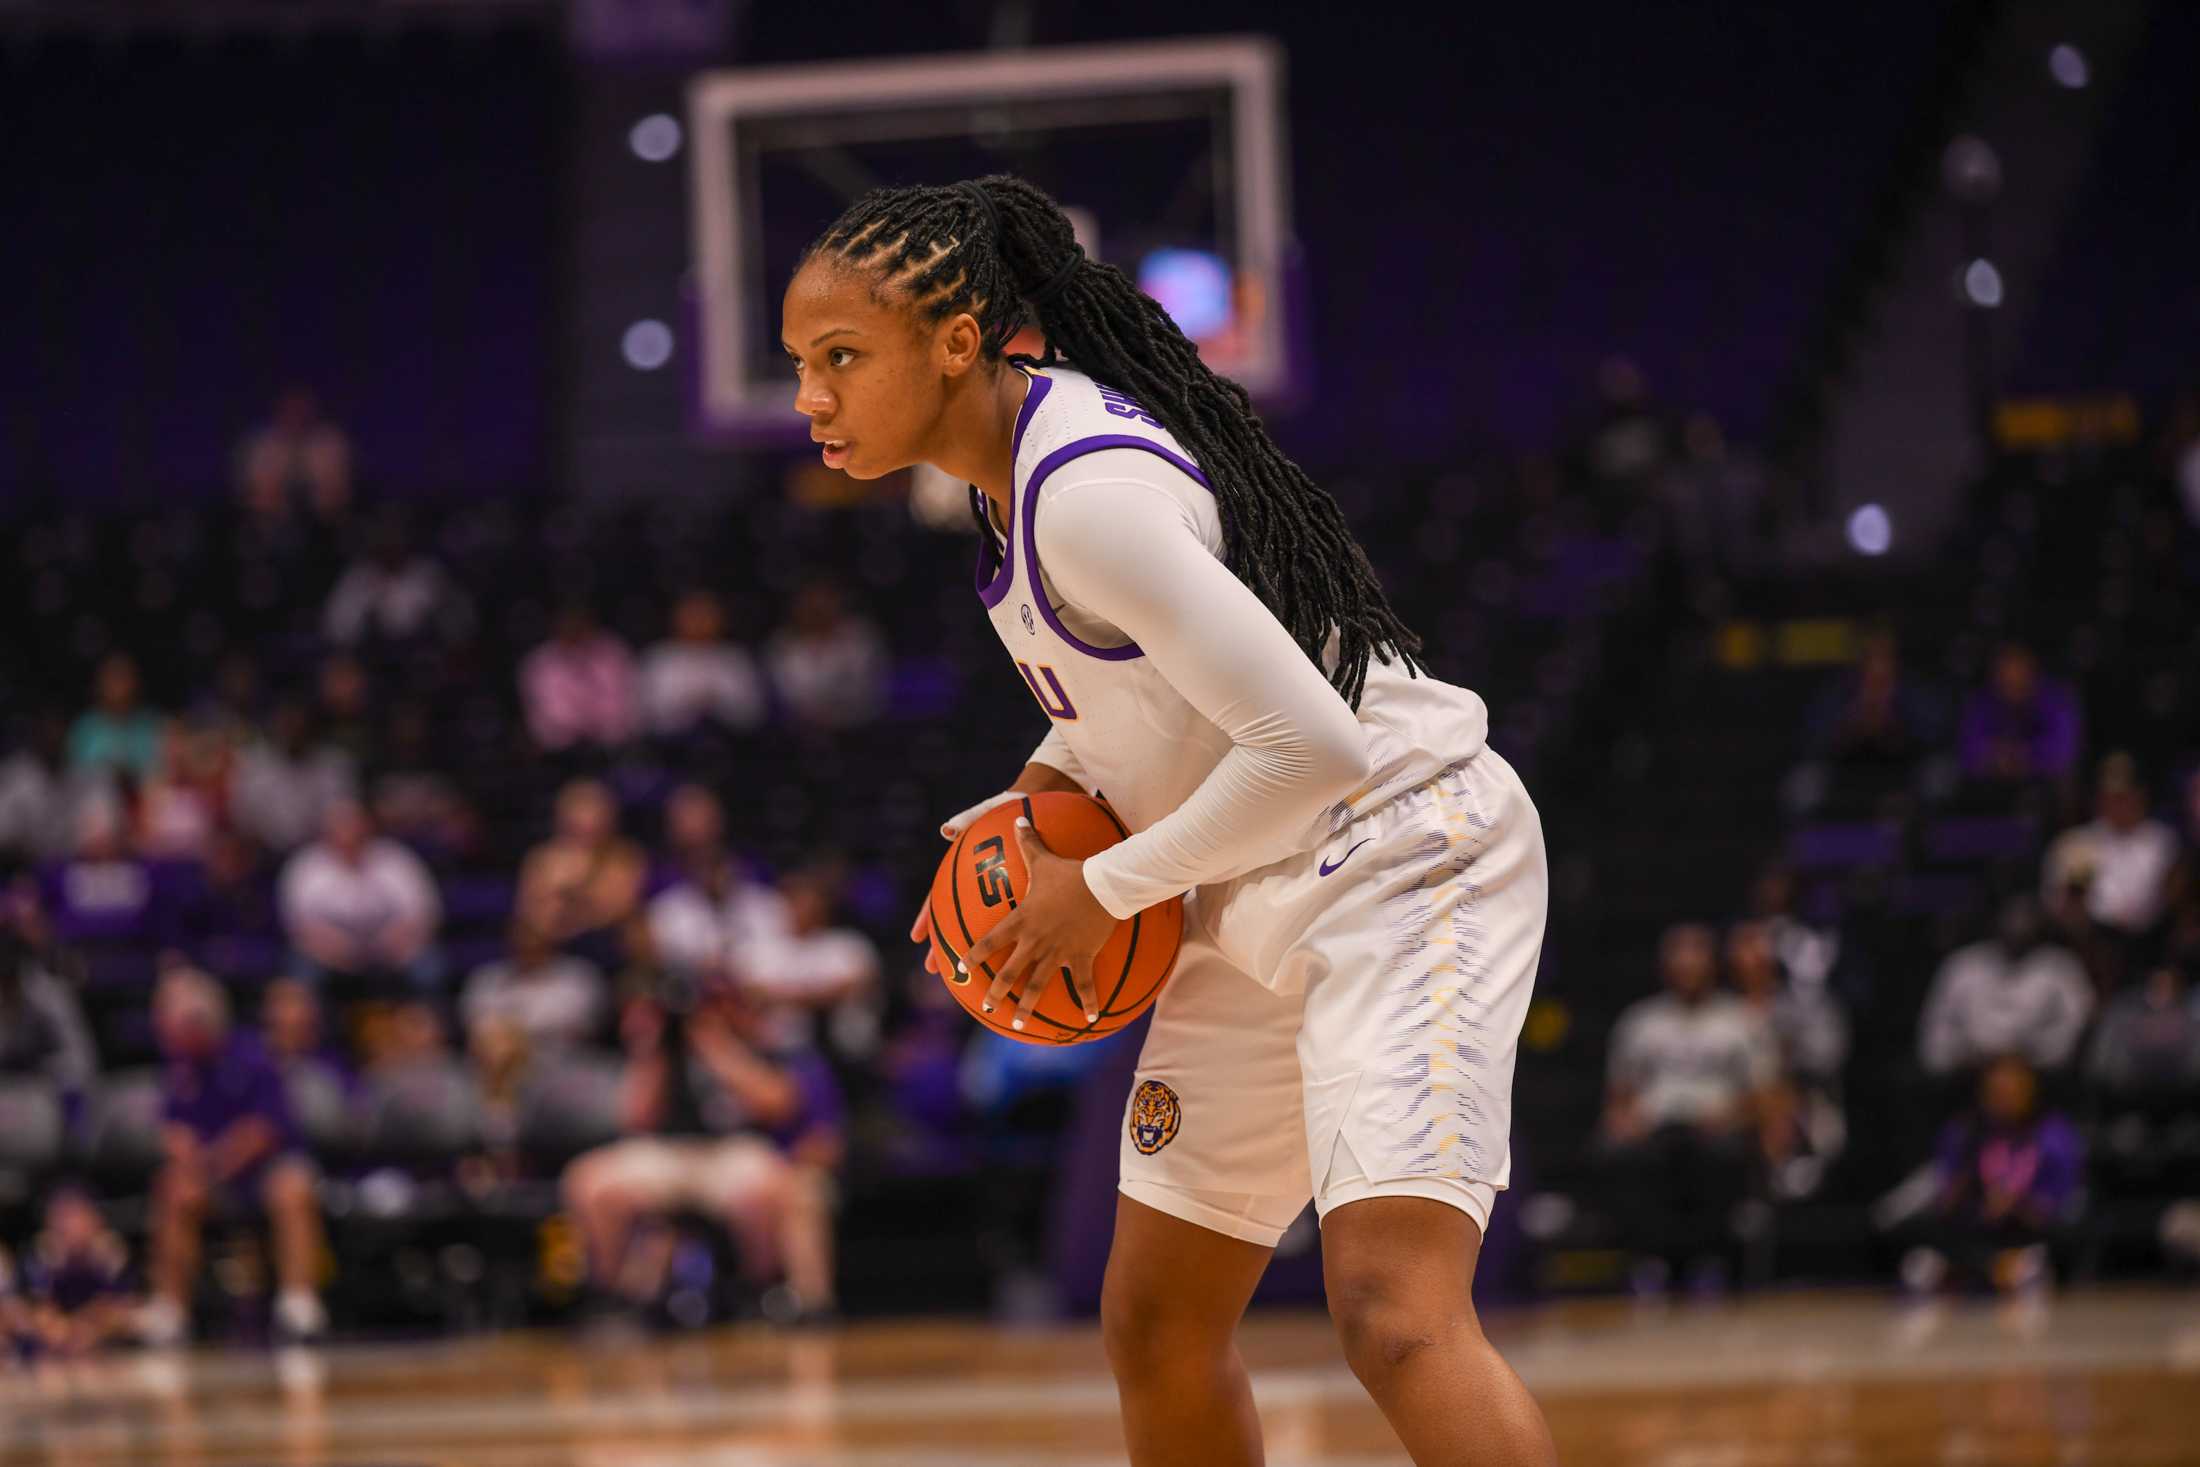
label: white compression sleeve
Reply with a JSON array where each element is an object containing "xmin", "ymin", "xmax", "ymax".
[{"xmin": 1031, "ymin": 462, "xmax": 1369, "ymax": 919}]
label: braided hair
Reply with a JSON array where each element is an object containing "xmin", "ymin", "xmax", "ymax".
[{"xmin": 799, "ymin": 173, "xmax": 1422, "ymax": 709}]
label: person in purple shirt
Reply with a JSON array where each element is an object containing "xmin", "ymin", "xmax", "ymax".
[
  {"xmin": 14, "ymin": 1186, "xmax": 136, "ymax": 1358},
  {"xmin": 1958, "ymin": 642, "xmax": 2083, "ymax": 786},
  {"xmin": 1902, "ymin": 1053, "xmax": 2086, "ymax": 1297},
  {"xmin": 139, "ymin": 962, "xmax": 329, "ymax": 1346}
]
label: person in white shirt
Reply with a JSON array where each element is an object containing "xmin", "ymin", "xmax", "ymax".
[
  {"xmin": 765, "ymin": 582, "xmax": 887, "ymax": 730},
  {"xmin": 647, "ymin": 786, "xmax": 789, "ymax": 988},
  {"xmin": 1602, "ymin": 925, "xmax": 1781, "ymax": 1287},
  {"xmin": 229, "ymin": 703, "xmax": 357, "ymax": 856},
  {"xmin": 640, "ymin": 590, "xmax": 766, "ymax": 740},
  {"xmin": 783, "ymin": 175, "xmax": 1553, "ymax": 1463},
  {"xmin": 2042, "ymin": 754, "xmax": 2179, "ymax": 941},
  {"xmin": 278, "ymin": 799, "xmax": 442, "ymax": 992},
  {"xmin": 323, "ymin": 520, "xmax": 469, "ymax": 650},
  {"xmin": 1919, "ymin": 896, "xmax": 2093, "ymax": 1077},
  {"xmin": 461, "ymin": 920, "xmax": 605, "ymax": 1053}
]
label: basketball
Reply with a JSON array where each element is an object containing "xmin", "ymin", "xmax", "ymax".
[{"xmin": 927, "ymin": 791, "xmax": 1183, "ymax": 1045}]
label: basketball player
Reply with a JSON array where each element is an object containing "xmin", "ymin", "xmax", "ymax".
[{"xmin": 782, "ymin": 175, "xmax": 1555, "ymax": 1467}]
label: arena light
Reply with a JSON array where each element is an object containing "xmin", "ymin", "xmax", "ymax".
[
  {"xmin": 629, "ymin": 113, "xmax": 683, "ymax": 162},
  {"xmin": 622, "ymin": 319, "xmax": 675, "ymax": 370},
  {"xmin": 1846, "ymin": 503, "xmax": 1893, "ymax": 557},
  {"xmin": 2048, "ymin": 44, "xmax": 2089, "ymax": 90},
  {"xmin": 1962, "ymin": 258, "xmax": 2005, "ymax": 309}
]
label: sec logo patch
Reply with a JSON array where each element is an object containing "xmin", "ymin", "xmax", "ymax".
[{"xmin": 1128, "ymin": 1079, "xmax": 1181, "ymax": 1156}]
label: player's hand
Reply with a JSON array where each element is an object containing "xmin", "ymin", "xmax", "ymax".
[
  {"xmin": 911, "ymin": 789, "xmax": 1026, "ymax": 974},
  {"xmin": 961, "ymin": 816, "xmax": 1116, "ymax": 1031}
]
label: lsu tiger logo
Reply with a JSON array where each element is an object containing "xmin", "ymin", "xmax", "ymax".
[{"xmin": 1127, "ymin": 1079, "xmax": 1181, "ymax": 1156}]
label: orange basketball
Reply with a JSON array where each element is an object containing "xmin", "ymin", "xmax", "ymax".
[{"xmin": 927, "ymin": 791, "xmax": 1183, "ymax": 1045}]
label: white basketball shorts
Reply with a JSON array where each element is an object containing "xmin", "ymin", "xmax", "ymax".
[{"xmin": 1118, "ymin": 747, "xmax": 1546, "ymax": 1247}]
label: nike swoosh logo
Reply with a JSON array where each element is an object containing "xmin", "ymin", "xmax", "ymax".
[{"xmin": 1318, "ymin": 837, "xmax": 1374, "ymax": 877}]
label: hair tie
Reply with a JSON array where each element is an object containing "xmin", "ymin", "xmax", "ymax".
[
  {"xmin": 956, "ymin": 181, "xmax": 1001, "ymax": 244},
  {"xmin": 1024, "ymin": 244, "xmax": 1085, "ymax": 307}
]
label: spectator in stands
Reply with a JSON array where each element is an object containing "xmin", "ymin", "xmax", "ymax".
[
  {"xmin": 40, "ymin": 798, "xmax": 172, "ymax": 953},
  {"xmin": 517, "ymin": 779, "xmax": 644, "ymax": 969},
  {"xmin": 278, "ymin": 798, "xmax": 442, "ymax": 994},
  {"xmin": 141, "ymin": 963, "xmax": 328, "ymax": 1346},
  {"xmin": 182, "ymin": 829, "xmax": 281, "ymax": 958},
  {"xmin": 561, "ymin": 983, "xmax": 843, "ymax": 1325},
  {"xmin": 1918, "ymin": 895, "xmax": 2093, "ymax": 1078},
  {"xmin": 2041, "ymin": 754, "xmax": 2179, "ymax": 973},
  {"xmin": 0, "ymin": 924, "xmax": 97, "ymax": 1109},
  {"xmin": 1571, "ymin": 355, "xmax": 1672, "ymax": 509},
  {"xmin": 462, "ymin": 1011, "xmax": 534, "ymax": 1193},
  {"xmin": 648, "ymin": 785, "xmax": 789, "ymax": 991},
  {"xmin": 738, "ymin": 863, "xmax": 881, "ymax": 1055},
  {"xmin": 767, "ymin": 581, "xmax": 887, "ymax": 730},
  {"xmin": 323, "ymin": 514, "xmax": 470, "ymax": 655},
  {"xmin": 1957, "ymin": 641, "xmax": 2081, "ymax": 786},
  {"xmin": 1746, "ymin": 864, "xmax": 1842, "ymax": 994},
  {"xmin": 235, "ymin": 384, "xmax": 352, "ymax": 520},
  {"xmin": 316, "ymin": 654, "xmax": 379, "ymax": 769},
  {"xmin": 13, "ymin": 1186, "xmax": 136, "ymax": 1358},
  {"xmin": 368, "ymin": 701, "xmax": 476, "ymax": 864},
  {"xmin": 2086, "ymin": 955, "xmax": 2200, "ymax": 1101},
  {"xmin": 68, "ymin": 653, "xmax": 166, "ymax": 782},
  {"xmin": 640, "ymin": 590, "xmax": 767, "ymax": 743},
  {"xmin": 230, "ymin": 701, "xmax": 356, "ymax": 856},
  {"xmin": 259, "ymin": 977, "xmax": 354, "ymax": 1159},
  {"xmin": 1899, "ymin": 1054, "xmax": 2084, "ymax": 1297},
  {"xmin": 1601, "ymin": 923, "xmax": 1781, "ymax": 1290},
  {"xmin": 195, "ymin": 652, "xmax": 266, "ymax": 755},
  {"xmin": 1727, "ymin": 919, "xmax": 1847, "ymax": 1198},
  {"xmin": 1804, "ymin": 630, "xmax": 1942, "ymax": 774},
  {"xmin": 135, "ymin": 719, "xmax": 232, "ymax": 863},
  {"xmin": 0, "ymin": 711, "xmax": 91, "ymax": 869},
  {"xmin": 520, "ymin": 602, "xmax": 639, "ymax": 757},
  {"xmin": 461, "ymin": 919, "xmax": 606, "ymax": 1054}
]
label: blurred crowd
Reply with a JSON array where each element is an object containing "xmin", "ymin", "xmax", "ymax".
[
  {"xmin": 4, "ymin": 374, "xmax": 2195, "ymax": 1358},
  {"xmin": 1597, "ymin": 618, "xmax": 2200, "ymax": 1298}
]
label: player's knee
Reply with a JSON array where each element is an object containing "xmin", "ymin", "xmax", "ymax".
[
  {"xmin": 1100, "ymin": 1264, "xmax": 1231, "ymax": 1385},
  {"xmin": 1327, "ymin": 1266, "xmax": 1465, "ymax": 1384}
]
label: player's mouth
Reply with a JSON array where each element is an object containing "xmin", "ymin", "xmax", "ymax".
[{"xmin": 817, "ymin": 438, "xmax": 851, "ymax": 468}]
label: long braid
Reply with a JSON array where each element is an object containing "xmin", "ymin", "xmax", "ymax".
[{"xmin": 802, "ymin": 174, "xmax": 1422, "ymax": 708}]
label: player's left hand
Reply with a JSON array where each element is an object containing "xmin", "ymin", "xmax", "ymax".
[{"xmin": 961, "ymin": 816, "xmax": 1116, "ymax": 1031}]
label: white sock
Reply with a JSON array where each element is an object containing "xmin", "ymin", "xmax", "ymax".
[{"xmin": 275, "ymin": 1290, "xmax": 327, "ymax": 1335}]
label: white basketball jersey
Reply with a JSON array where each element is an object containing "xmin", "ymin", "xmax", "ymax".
[{"xmin": 975, "ymin": 366, "xmax": 1490, "ymax": 888}]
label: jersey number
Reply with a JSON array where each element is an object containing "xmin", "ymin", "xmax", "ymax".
[
  {"xmin": 973, "ymin": 835, "xmax": 1015, "ymax": 907},
  {"xmin": 1016, "ymin": 661, "xmax": 1079, "ymax": 721}
]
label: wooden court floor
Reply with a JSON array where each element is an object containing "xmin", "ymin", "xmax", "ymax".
[{"xmin": 3, "ymin": 1288, "xmax": 2196, "ymax": 1465}]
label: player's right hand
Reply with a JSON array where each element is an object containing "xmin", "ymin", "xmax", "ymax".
[{"xmin": 911, "ymin": 789, "xmax": 1026, "ymax": 974}]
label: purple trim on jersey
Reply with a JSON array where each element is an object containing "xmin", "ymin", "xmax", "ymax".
[
  {"xmin": 976, "ymin": 370, "xmax": 1053, "ymax": 609},
  {"xmin": 1019, "ymin": 434, "xmax": 1214, "ymax": 662}
]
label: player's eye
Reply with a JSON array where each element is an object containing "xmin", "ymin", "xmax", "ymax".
[{"xmin": 827, "ymin": 347, "xmax": 857, "ymax": 369}]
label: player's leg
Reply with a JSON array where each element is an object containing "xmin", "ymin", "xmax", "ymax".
[
  {"xmin": 1102, "ymin": 1193, "xmax": 1274, "ymax": 1467},
  {"xmin": 1107, "ymin": 939, "xmax": 1309, "ymax": 1467},
  {"xmin": 1283, "ymin": 749, "xmax": 1553, "ymax": 1464},
  {"xmin": 1321, "ymin": 1196, "xmax": 1555, "ymax": 1466}
]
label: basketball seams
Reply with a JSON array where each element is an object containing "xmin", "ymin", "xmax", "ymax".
[{"xmin": 934, "ymin": 790, "xmax": 1175, "ymax": 1043}]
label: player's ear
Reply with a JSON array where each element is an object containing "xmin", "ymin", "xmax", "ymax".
[{"xmin": 936, "ymin": 311, "xmax": 983, "ymax": 379}]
